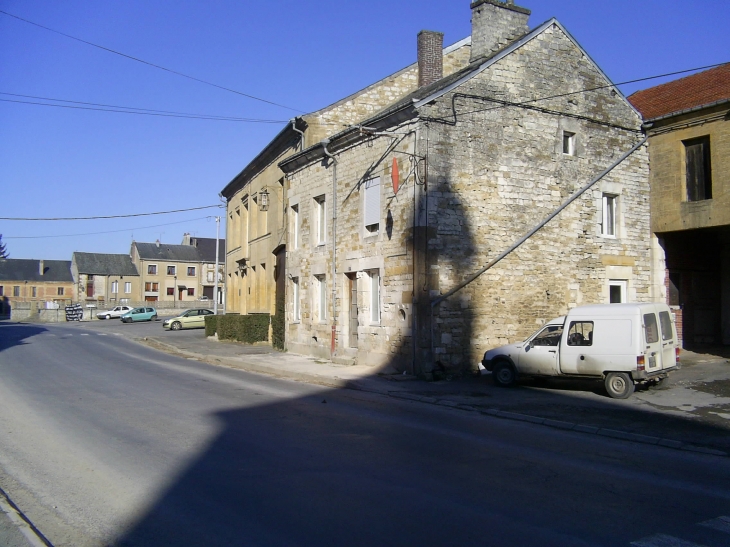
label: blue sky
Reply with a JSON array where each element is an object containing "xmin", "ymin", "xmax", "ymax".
[{"xmin": 1, "ymin": 0, "xmax": 728, "ymax": 260}]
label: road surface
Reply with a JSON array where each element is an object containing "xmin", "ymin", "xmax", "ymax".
[{"xmin": 0, "ymin": 321, "xmax": 729, "ymax": 546}]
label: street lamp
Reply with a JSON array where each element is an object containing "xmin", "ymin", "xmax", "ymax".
[{"xmin": 173, "ymin": 275, "xmax": 177, "ymax": 309}]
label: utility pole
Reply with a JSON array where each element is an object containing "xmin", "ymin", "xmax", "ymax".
[{"xmin": 214, "ymin": 216, "xmax": 220, "ymax": 315}]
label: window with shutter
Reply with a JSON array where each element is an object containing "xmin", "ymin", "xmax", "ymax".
[
  {"xmin": 684, "ymin": 136, "xmax": 712, "ymax": 201},
  {"xmin": 363, "ymin": 177, "xmax": 380, "ymax": 233}
]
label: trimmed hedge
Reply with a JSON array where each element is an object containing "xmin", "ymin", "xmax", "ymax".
[
  {"xmin": 208, "ymin": 313, "xmax": 270, "ymax": 344},
  {"xmin": 205, "ymin": 315, "xmax": 219, "ymax": 337},
  {"xmin": 272, "ymin": 288, "xmax": 285, "ymax": 351}
]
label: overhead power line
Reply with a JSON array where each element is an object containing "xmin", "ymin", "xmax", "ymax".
[
  {"xmin": 0, "ymin": 93, "xmax": 287, "ymax": 123},
  {"xmin": 3, "ymin": 216, "xmax": 215, "ymax": 239},
  {"xmin": 0, "ymin": 205, "xmax": 223, "ymax": 221},
  {"xmin": 0, "ymin": 8, "xmax": 303, "ymax": 113}
]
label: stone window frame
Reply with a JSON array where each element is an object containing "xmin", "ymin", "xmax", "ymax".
[
  {"xmin": 608, "ymin": 279, "xmax": 627, "ymax": 303},
  {"xmin": 314, "ymin": 274, "xmax": 327, "ymax": 322},
  {"xmin": 292, "ymin": 276, "xmax": 301, "ymax": 323},
  {"xmin": 597, "ymin": 182, "xmax": 623, "ymax": 239},
  {"xmin": 290, "ymin": 202, "xmax": 299, "ymax": 250},
  {"xmin": 601, "ymin": 193, "xmax": 618, "ymax": 238},
  {"xmin": 314, "ymin": 194, "xmax": 326, "ymax": 247},
  {"xmin": 562, "ymin": 131, "xmax": 576, "ymax": 156},
  {"xmin": 369, "ymin": 269, "xmax": 381, "ymax": 324},
  {"xmin": 557, "ymin": 119, "xmax": 581, "ymax": 159}
]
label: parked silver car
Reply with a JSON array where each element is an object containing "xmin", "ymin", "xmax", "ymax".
[{"xmin": 96, "ymin": 306, "xmax": 132, "ymax": 320}]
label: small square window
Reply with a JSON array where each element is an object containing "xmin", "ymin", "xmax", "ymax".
[
  {"xmin": 57, "ymin": 287, "xmax": 64, "ymax": 296},
  {"xmin": 167, "ymin": 266, "xmax": 176, "ymax": 276},
  {"xmin": 167, "ymin": 287, "xmax": 174, "ymax": 296},
  {"xmin": 609, "ymin": 280, "xmax": 627, "ymax": 303},
  {"xmin": 562, "ymin": 131, "xmax": 576, "ymax": 156},
  {"xmin": 187, "ymin": 288, "xmax": 195, "ymax": 296},
  {"xmin": 148, "ymin": 264, "xmax": 157, "ymax": 275},
  {"xmin": 187, "ymin": 267, "xmax": 195, "ymax": 276}
]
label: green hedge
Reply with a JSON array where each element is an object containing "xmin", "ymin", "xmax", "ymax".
[
  {"xmin": 207, "ymin": 313, "xmax": 270, "ymax": 344},
  {"xmin": 204, "ymin": 315, "xmax": 219, "ymax": 337},
  {"xmin": 272, "ymin": 288, "xmax": 285, "ymax": 351}
]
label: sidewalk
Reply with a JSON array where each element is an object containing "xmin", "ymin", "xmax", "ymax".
[{"xmin": 140, "ymin": 334, "xmax": 730, "ymax": 457}]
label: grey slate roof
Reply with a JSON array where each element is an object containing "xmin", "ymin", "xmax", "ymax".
[
  {"xmin": 134, "ymin": 242, "xmax": 204, "ymax": 263},
  {"xmin": 0, "ymin": 259, "xmax": 73, "ymax": 282},
  {"xmin": 188, "ymin": 237, "xmax": 225, "ymax": 263},
  {"xmin": 73, "ymin": 252, "xmax": 139, "ymax": 276}
]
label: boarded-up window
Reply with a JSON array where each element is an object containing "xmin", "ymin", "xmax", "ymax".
[
  {"xmin": 684, "ymin": 136, "xmax": 712, "ymax": 201},
  {"xmin": 363, "ymin": 177, "xmax": 381, "ymax": 233}
]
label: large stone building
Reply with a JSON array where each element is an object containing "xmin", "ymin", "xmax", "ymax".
[
  {"xmin": 221, "ymin": 32, "xmax": 472, "ymax": 319},
  {"xmin": 277, "ymin": 0, "xmax": 656, "ymax": 377},
  {"xmin": 628, "ymin": 63, "xmax": 730, "ymax": 347}
]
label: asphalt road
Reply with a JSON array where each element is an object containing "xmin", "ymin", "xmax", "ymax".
[{"xmin": 1, "ymin": 321, "xmax": 729, "ymax": 547}]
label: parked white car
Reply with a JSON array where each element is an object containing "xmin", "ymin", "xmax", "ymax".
[
  {"xmin": 482, "ymin": 303, "xmax": 680, "ymax": 399},
  {"xmin": 96, "ymin": 306, "xmax": 132, "ymax": 320}
]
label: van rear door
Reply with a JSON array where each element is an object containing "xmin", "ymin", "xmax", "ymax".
[
  {"xmin": 642, "ymin": 312, "xmax": 663, "ymax": 372},
  {"xmin": 658, "ymin": 310, "xmax": 677, "ymax": 370}
]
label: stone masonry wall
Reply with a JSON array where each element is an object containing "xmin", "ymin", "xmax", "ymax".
[
  {"xmin": 417, "ymin": 23, "xmax": 649, "ymax": 373},
  {"xmin": 286, "ymin": 127, "xmax": 419, "ymax": 367}
]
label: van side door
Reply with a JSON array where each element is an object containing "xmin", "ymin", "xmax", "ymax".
[
  {"xmin": 642, "ymin": 312, "xmax": 663, "ymax": 372},
  {"xmin": 518, "ymin": 324, "xmax": 563, "ymax": 376}
]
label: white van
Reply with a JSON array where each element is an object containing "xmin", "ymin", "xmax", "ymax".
[{"xmin": 481, "ymin": 303, "xmax": 680, "ymax": 399}]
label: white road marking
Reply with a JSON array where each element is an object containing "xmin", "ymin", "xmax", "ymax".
[
  {"xmin": 98, "ymin": 333, "xmax": 107, "ymax": 336},
  {"xmin": 80, "ymin": 333, "xmax": 89, "ymax": 336},
  {"xmin": 699, "ymin": 515, "xmax": 730, "ymax": 534},
  {"xmin": 631, "ymin": 534, "xmax": 708, "ymax": 547}
]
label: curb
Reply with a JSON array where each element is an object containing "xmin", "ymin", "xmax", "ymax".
[{"xmin": 140, "ymin": 338, "xmax": 730, "ymax": 459}]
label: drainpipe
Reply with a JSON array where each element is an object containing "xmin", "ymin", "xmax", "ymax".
[
  {"xmin": 291, "ymin": 118, "xmax": 305, "ymax": 151},
  {"xmin": 321, "ymin": 139, "xmax": 338, "ymax": 357},
  {"xmin": 431, "ymin": 136, "xmax": 648, "ymax": 309}
]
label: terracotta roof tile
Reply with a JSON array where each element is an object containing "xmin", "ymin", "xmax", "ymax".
[{"xmin": 627, "ymin": 63, "xmax": 730, "ymax": 120}]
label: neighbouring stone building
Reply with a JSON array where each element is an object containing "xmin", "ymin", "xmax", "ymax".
[
  {"xmin": 628, "ymin": 63, "xmax": 730, "ymax": 347},
  {"xmin": 131, "ymin": 237, "xmax": 224, "ymax": 305},
  {"xmin": 221, "ymin": 33, "xmax": 473, "ymax": 321},
  {"xmin": 278, "ymin": 0, "xmax": 656, "ymax": 377},
  {"xmin": 0, "ymin": 259, "xmax": 74, "ymax": 316},
  {"xmin": 71, "ymin": 252, "xmax": 141, "ymax": 305}
]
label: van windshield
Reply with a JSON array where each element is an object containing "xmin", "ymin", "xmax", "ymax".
[{"xmin": 530, "ymin": 325, "xmax": 564, "ymax": 347}]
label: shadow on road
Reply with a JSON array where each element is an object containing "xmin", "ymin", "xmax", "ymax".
[{"xmin": 0, "ymin": 323, "xmax": 47, "ymax": 353}]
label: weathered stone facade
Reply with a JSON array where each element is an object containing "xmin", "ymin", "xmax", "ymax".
[
  {"xmin": 222, "ymin": 40, "xmax": 472, "ymax": 320},
  {"xmin": 280, "ymin": 6, "xmax": 652, "ymax": 377}
]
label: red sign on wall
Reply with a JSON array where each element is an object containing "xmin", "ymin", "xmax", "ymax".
[{"xmin": 391, "ymin": 157, "xmax": 400, "ymax": 194}]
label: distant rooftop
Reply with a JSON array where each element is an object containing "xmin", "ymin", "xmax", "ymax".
[{"xmin": 628, "ymin": 63, "xmax": 730, "ymax": 120}]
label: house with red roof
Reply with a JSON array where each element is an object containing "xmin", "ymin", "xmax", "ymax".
[{"xmin": 628, "ymin": 63, "xmax": 730, "ymax": 347}]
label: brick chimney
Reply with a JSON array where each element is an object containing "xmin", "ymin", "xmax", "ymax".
[
  {"xmin": 470, "ymin": 0, "xmax": 530, "ymax": 62},
  {"xmin": 417, "ymin": 30, "xmax": 444, "ymax": 88}
]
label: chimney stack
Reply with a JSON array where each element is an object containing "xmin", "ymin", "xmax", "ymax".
[
  {"xmin": 417, "ymin": 30, "xmax": 444, "ymax": 88},
  {"xmin": 470, "ymin": 0, "xmax": 530, "ymax": 62},
  {"xmin": 39, "ymin": 259, "xmax": 44, "ymax": 275}
]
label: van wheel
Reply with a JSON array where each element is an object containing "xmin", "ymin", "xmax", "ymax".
[
  {"xmin": 605, "ymin": 372, "xmax": 634, "ymax": 399},
  {"xmin": 492, "ymin": 361, "xmax": 517, "ymax": 387}
]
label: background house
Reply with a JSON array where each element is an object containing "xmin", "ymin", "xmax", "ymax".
[
  {"xmin": 278, "ymin": 0, "xmax": 655, "ymax": 376},
  {"xmin": 71, "ymin": 252, "xmax": 141, "ymax": 305},
  {"xmin": 182, "ymin": 234, "xmax": 225, "ymax": 305},
  {"xmin": 131, "ymin": 238, "xmax": 223, "ymax": 307},
  {"xmin": 628, "ymin": 63, "xmax": 730, "ymax": 347},
  {"xmin": 0, "ymin": 258, "xmax": 74, "ymax": 317}
]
